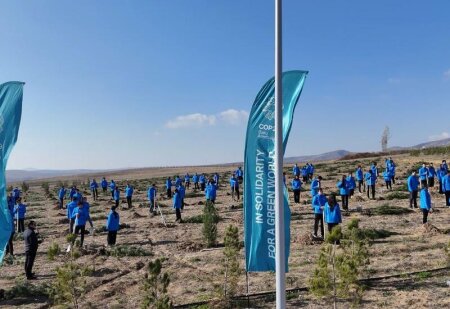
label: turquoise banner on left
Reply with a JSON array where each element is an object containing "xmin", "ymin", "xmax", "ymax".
[{"xmin": 0, "ymin": 81, "xmax": 24, "ymax": 263}]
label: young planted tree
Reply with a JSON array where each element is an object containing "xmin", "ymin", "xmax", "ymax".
[
  {"xmin": 41, "ymin": 182, "xmax": 50, "ymax": 196},
  {"xmin": 381, "ymin": 126, "xmax": 391, "ymax": 152},
  {"xmin": 222, "ymin": 225, "xmax": 241, "ymax": 300},
  {"xmin": 141, "ymin": 259, "xmax": 171, "ymax": 309},
  {"xmin": 203, "ymin": 200, "xmax": 218, "ymax": 248},
  {"xmin": 309, "ymin": 219, "xmax": 369, "ymax": 308}
]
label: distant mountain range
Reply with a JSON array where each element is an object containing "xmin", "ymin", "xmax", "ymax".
[{"xmin": 6, "ymin": 138, "xmax": 450, "ymax": 183}]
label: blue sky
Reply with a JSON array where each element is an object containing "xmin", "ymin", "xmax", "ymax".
[{"xmin": 1, "ymin": 0, "xmax": 449, "ymax": 169}]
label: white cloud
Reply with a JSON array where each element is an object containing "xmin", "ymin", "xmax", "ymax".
[
  {"xmin": 444, "ymin": 69, "xmax": 450, "ymax": 79},
  {"xmin": 428, "ymin": 131, "xmax": 450, "ymax": 141},
  {"xmin": 219, "ymin": 109, "xmax": 249, "ymax": 125},
  {"xmin": 165, "ymin": 113, "xmax": 216, "ymax": 129}
]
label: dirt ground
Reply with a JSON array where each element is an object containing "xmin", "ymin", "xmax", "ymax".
[{"xmin": 0, "ymin": 153, "xmax": 449, "ymax": 308}]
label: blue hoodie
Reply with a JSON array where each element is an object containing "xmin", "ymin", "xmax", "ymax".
[
  {"xmin": 346, "ymin": 176, "xmax": 356, "ymax": 190},
  {"xmin": 213, "ymin": 174, "xmax": 219, "ymax": 184},
  {"xmin": 428, "ymin": 166, "xmax": 436, "ymax": 178},
  {"xmin": 419, "ymin": 167, "xmax": 428, "ymax": 180},
  {"xmin": 90, "ymin": 181, "xmax": 98, "ymax": 190},
  {"xmin": 106, "ymin": 210, "xmax": 120, "ymax": 231},
  {"xmin": 419, "ymin": 189, "xmax": 431, "ymax": 210},
  {"xmin": 442, "ymin": 174, "xmax": 450, "ymax": 192},
  {"xmin": 336, "ymin": 180, "xmax": 349, "ymax": 196},
  {"xmin": 58, "ymin": 188, "xmax": 66, "ymax": 199},
  {"xmin": 177, "ymin": 185, "xmax": 185, "ymax": 199},
  {"xmin": 371, "ymin": 165, "xmax": 378, "ymax": 180},
  {"xmin": 355, "ymin": 168, "xmax": 363, "ymax": 181},
  {"xmin": 72, "ymin": 206, "xmax": 88, "ymax": 226},
  {"xmin": 175, "ymin": 177, "xmax": 182, "ymax": 187},
  {"xmin": 114, "ymin": 189, "xmax": 120, "ymax": 201},
  {"xmin": 383, "ymin": 171, "xmax": 392, "ymax": 182},
  {"xmin": 184, "ymin": 174, "xmax": 190, "ymax": 182},
  {"xmin": 291, "ymin": 178, "xmax": 302, "ymax": 190},
  {"xmin": 101, "ymin": 179, "xmax": 108, "ymax": 188},
  {"xmin": 324, "ymin": 202, "xmax": 342, "ymax": 224},
  {"xmin": 66, "ymin": 201, "xmax": 77, "ymax": 219},
  {"xmin": 365, "ymin": 172, "xmax": 374, "ymax": 186},
  {"xmin": 14, "ymin": 203, "xmax": 26, "ymax": 219},
  {"xmin": 301, "ymin": 167, "xmax": 308, "ymax": 177},
  {"xmin": 193, "ymin": 174, "xmax": 199, "ymax": 183},
  {"xmin": 407, "ymin": 175, "xmax": 419, "ymax": 192},
  {"xmin": 125, "ymin": 186, "xmax": 133, "ymax": 197},
  {"xmin": 69, "ymin": 188, "xmax": 76, "ymax": 199},
  {"xmin": 205, "ymin": 183, "xmax": 217, "ymax": 200},
  {"xmin": 165, "ymin": 179, "xmax": 172, "ymax": 189},
  {"xmin": 312, "ymin": 194, "xmax": 327, "ymax": 214},
  {"xmin": 437, "ymin": 168, "xmax": 446, "ymax": 182},
  {"xmin": 310, "ymin": 178, "xmax": 320, "ymax": 196},
  {"xmin": 109, "ymin": 181, "xmax": 116, "ymax": 191},
  {"xmin": 230, "ymin": 177, "xmax": 238, "ymax": 188},
  {"xmin": 173, "ymin": 192, "xmax": 182, "ymax": 209},
  {"xmin": 292, "ymin": 165, "xmax": 300, "ymax": 176},
  {"xmin": 235, "ymin": 168, "xmax": 243, "ymax": 177},
  {"xmin": 148, "ymin": 187, "xmax": 157, "ymax": 200},
  {"xmin": 199, "ymin": 175, "xmax": 206, "ymax": 184}
]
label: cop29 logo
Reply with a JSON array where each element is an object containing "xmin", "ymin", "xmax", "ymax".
[{"xmin": 262, "ymin": 97, "xmax": 275, "ymax": 121}]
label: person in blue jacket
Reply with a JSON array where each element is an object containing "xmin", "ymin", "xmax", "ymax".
[
  {"xmin": 311, "ymin": 188, "xmax": 327, "ymax": 238},
  {"xmin": 383, "ymin": 168, "xmax": 393, "ymax": 190},
  {"xmin": 184, "ymin": 173, "xmax": 191, "ymax": 190},
  {"xmin": 365, "ymin": 169, "xmax": 375, "ymax": 199},
  {"xmin": 73, "ymin": 189, "xmax": 83, "ymax": 203},
  {"xmin": 69, "ymin": 186, "xmax": 77, "ymax": 200},
  {"xmin": 293, "ymin": 164, "xmax": 300, "ymax": 177},
  {"xmin": 308, "ymin": 163, "xmax": 315, "ymax": 180},
  {"xmin": 437, "ymin": 164, "xmax": 447, "ymax": 194},
  {"xmin": 407, "ymin": 171, "xmax": 420, "ymax": 208},
  {"xmin": 336, "ymin": 176, "xmax": 349, "ymax": 210},
  {"xmin": 58, "ymin": 185, "xmax": 66, "ymax": 210},
  {"xmin": 113, "ymin": 186, "xmax": 120, "ymax": 208},
  {"xmin": 109, "ymin": 180, "xmax": 116, "ymax": 199},
  {"xmin": 310, "ymin": 176, "xmax": 322, "ymax": 197},
  {"xmin": 82, "ymin": 197, "xmax": 94, "ymax": 230},
  {"xmin": 166, "ymin": 177, "xmax": 173, "ymax": 198},
  {"xmin": 193, "ymin": 173, "xmax": 199, "ymax": 190},
  {"xmin": 388, "ymin": 163, "xmax": 396, "ymax": 184},
  {"xmin": 125, "ymin": 183, "xmax": 134, "ymax": 208},
  {"xmin": 371, "ymin": 162, "xmax": 379, "ymax": 180},
  {"xmin": 101, "ymin": 177, "xmax": 108, "ymax": 194},
  {"xmin": 213, "ymin": 173, "xmax": 220, "ymax": 188},
  {"xmin": 205, "ymin": 180, "xmax": 217, "ymax": 203},
  {"xmin": 148, "ymin": 184, "xmax": 157, "ymax": 214},
  {"xmin": 14, "ymin": 197, "xmax": 27, "ymax": 232},
  {"xmin": 175, "ymin": 176, "xmax": 182, "ymax": 187},
  {"xmin": 106, "ymin": 206, "xmax": 120, "ymax": 246},
  {"xmin": 235, "ymin": 167, "xmax": 243, "ymax": 184},
  {"xmin": 427, "ymin": 163, "xmax": 436, "ymax": 188},
  {"xmin": 418, "ymin": 163, "xmax": 428, "ymax": 188},
  {"xmin": 324, "ymin": 194, "xmax": 342, "ymax": 233},
  {"xmin": 443, "ymin": 170, "xmax": 450, "ymax": 207},
  {"xmin": 199, "ymin": 174, "xmax": 206, "ymax": 191},
  {"xmin": 301, "ymin": 166, "xmax": 308, "ymax": 183},
  {"xmin": 173, "ymin": 188, "xmax": 182, "ymax": 223},
  {"xmin": 346, "ymin": 173, "xmax": 356, "ymax": 197},
  {"xmin": 230, "ymin": 174, "xmax": 240, "ymax": 201},
  {"xmin": 419, "ymin": 186, "xmax": 432, "ymax": 224},
  {"xmin": 90, "ymin": 179, "xmax": 99, "ymax": 201},
  {"xmin": 12, "ymin": 187, "xmax": 21, "ymax": 204},
  {"xmin": 355, "ymin": 165, "xmax": 364, "ymax": 193},
  {"xmin": 442, "ymin": 160, "xmax": 448, "ymax": 173},
  {"xmin": 66, "ymin": 198, "xmax": 78, "ymax": 233},
  {"xmin": 71, "ymin": 201, "xmax": 88, "ymax": 247},
  {"xmin": 291, "ymin": 175, "xmax": 302, "ymax": 204},
  {"xmin": 177, "ymin": 183, "xmax": 186, "ymax": 209}
]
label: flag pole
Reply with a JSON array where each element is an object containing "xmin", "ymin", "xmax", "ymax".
[{"xmin": 274, "ymin": 0, "xmax": 286, "ymax": 308}]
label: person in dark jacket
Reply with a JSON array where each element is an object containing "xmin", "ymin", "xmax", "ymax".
[{"xmin": 23, "ymin": 220, "xmax": 40, "ymax": 280}]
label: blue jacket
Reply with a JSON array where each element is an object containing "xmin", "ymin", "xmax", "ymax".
[
  {"xmin": 312, "ymin": 194, "xmax": 327, "ymax": 214},
  {"xmin": 336, "ymin": 181, "xmax": 349, "ymax": 196},
  {"xmin": 14, "ymin": 204, "xmax": 26, "ymax": 219},
  {"xmin": 173, "ymin": 192, "xmax": 182, "ymax": 209},
  {"xmin": 69, "ymin": 188, "xmax": 76, "ymax": 199},
  {"xmin": 113, "ymin": 189, "xmax": 120, "ymax": 201},
  {"xmin": 291, "ymin": 179, "xmax": 302, "ymax": 190},
  {"xmin": 184, "ymin": 174, "xmax": 190, "ymax": 182},
  {"xmin": 213, "ymin": 174, "xmax": 219, "ymax": 183},
  {"xmin": 371, "ymin": 165, "xmax": 378, "ymax": 178},
  {"xmin": 443, "ymin": 163, "xmax": 449, "ymax": 173},
  {"xmin": 66, "ymin": 201, "xmax": 77, "ymax": 219},
  {"xmin": 165, "ymin": 179, "xmax": 172, "ymax": 189},
  {"xmin": 324, "ymin": 203, "xmax": 342, "ymax": 224},
  {"xmin": 193, "ymin": 174, "xmax": 199, "ymax": 182},
  {"xmin": 427, "ymin": 167, "xmax": 436, "ymax": 178},
  {"xmin": 437, "ymin": 168, "xmax": 446, "ymax": 181},
  {"xmin": 383, "ymin": 171, "xmax": 392, "ymax": 182},
  {"xmin": 125, "ymin": 186, "xmax": 133, "ymax": 197},
  {"xmin": 109, "ymin": 181, "xmax": 116, "ymax": 191},
  {"xmin": 73, "ymin": 192, "xmax": 82, "ymax": 202},
  {"xmin": 148, "ymin": 187, "xmax": 157, "ymax": 200},
  {"xmin": 72, "ymin": 207, "xmax": 88, "ymax": 226},
  {"xmin": 419, "ymin": 189, "xmax": 431, "ymax": 210},
  {"xmin": 13, "ymin": 188, "xmax": 20, "ymax": 199},
  {"xmin": 90, "ymin": 181, "xmax": 98, "ymax": 190},
  {"xmin": 308, "ymin": 164, "xmax": 315, "ymax": 174},
  {"xmin": 301, "ymin": 167, "xmax": 308, "ymax": 177},
  {"xmin": 177, "ymin": 185, "xmax": 185, "ymax": 199},
  {"xmin": 355, "ymin": 168, "xmax": 363, "ymax": 181},
  {"xmin": 106, "ymin": 210, "xmax": 120, "ymax": 231},
  {"xmin": 310, "ymin": 179, "xmax": 320, "ymax": 196},
  {"xmin": 101, "ymin": 179, "xmax": 108, "ymax": 188},
  {"xmin": 419, "ymin": 167, "xmax": 428, "ymax": 180},
  {"xmin": 58, "ymin": 188, "xmax": 66, "ymax": 199},
  {"xmin": 230, "ymin": 177, "xmax": 238, "ymax": 188},
  {"xmin": 292, "ymin": 165, "xmax": 300, "ymax": 176},
  {"xmin": 407, "ymin": 175, "xmax": 419, "ymax": 192},
  {"xmin": 205, "ymin": 184, "xmax": 217, "ymax": 200},
  {"xmin": 346, "ymin": 176, "xmax": 356, "ymax": 190},
  {"xmin": 175, "ymin": 177, "xmax": 182, "ymax": 187},
  {"xmin": 365, "ymin": 172, "xmax": 374, "ymax": 186},
  {"xmin": 235, "ymin": 169, "xmax": 243, "ymax": 177},
  {"xmin": 199, "ymin": 175, "xmax": 206, "ymax": 183},
  {"xmin": 442, "ymin": 175, "xmax": 450, "ymax": 192}
]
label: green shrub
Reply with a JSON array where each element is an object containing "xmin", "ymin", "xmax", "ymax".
[
  {"xmin": 385, "ymin": 192, "xmax": 409, "ymax": 200},
  {"xmin": 109, "ymin": 245, "xmax": 152, "ymax": 257},
  {"xmin": 373, "ymin": 204, "xmax": 413, "ymax": 215},
  {"xmin": 3, "ymin": 280, "xmax": 50, "ymax": 300},
  {"xmin": 203, "ymin": 201, "xmax": 218, "ymax": 248},
  {"xmin": 184, "ymin": 215, "xmax": 204, "ymax": 224},
  {"xmin": 47, "ymin": 242, "xmax": 61, "ymax": 261},
  {"xmin": 141, "ymin": 259, "xmax": 171, "ymax": 309}
]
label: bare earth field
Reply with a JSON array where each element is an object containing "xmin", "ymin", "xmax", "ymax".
[{"xmin": 0, "ymin": 153, "xmax": 449, "ymax": 308}]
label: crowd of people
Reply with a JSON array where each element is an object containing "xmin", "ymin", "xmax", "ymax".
[{"xmin": 3, "ymin": 158, "xmax": 450, "ymax": 280}]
